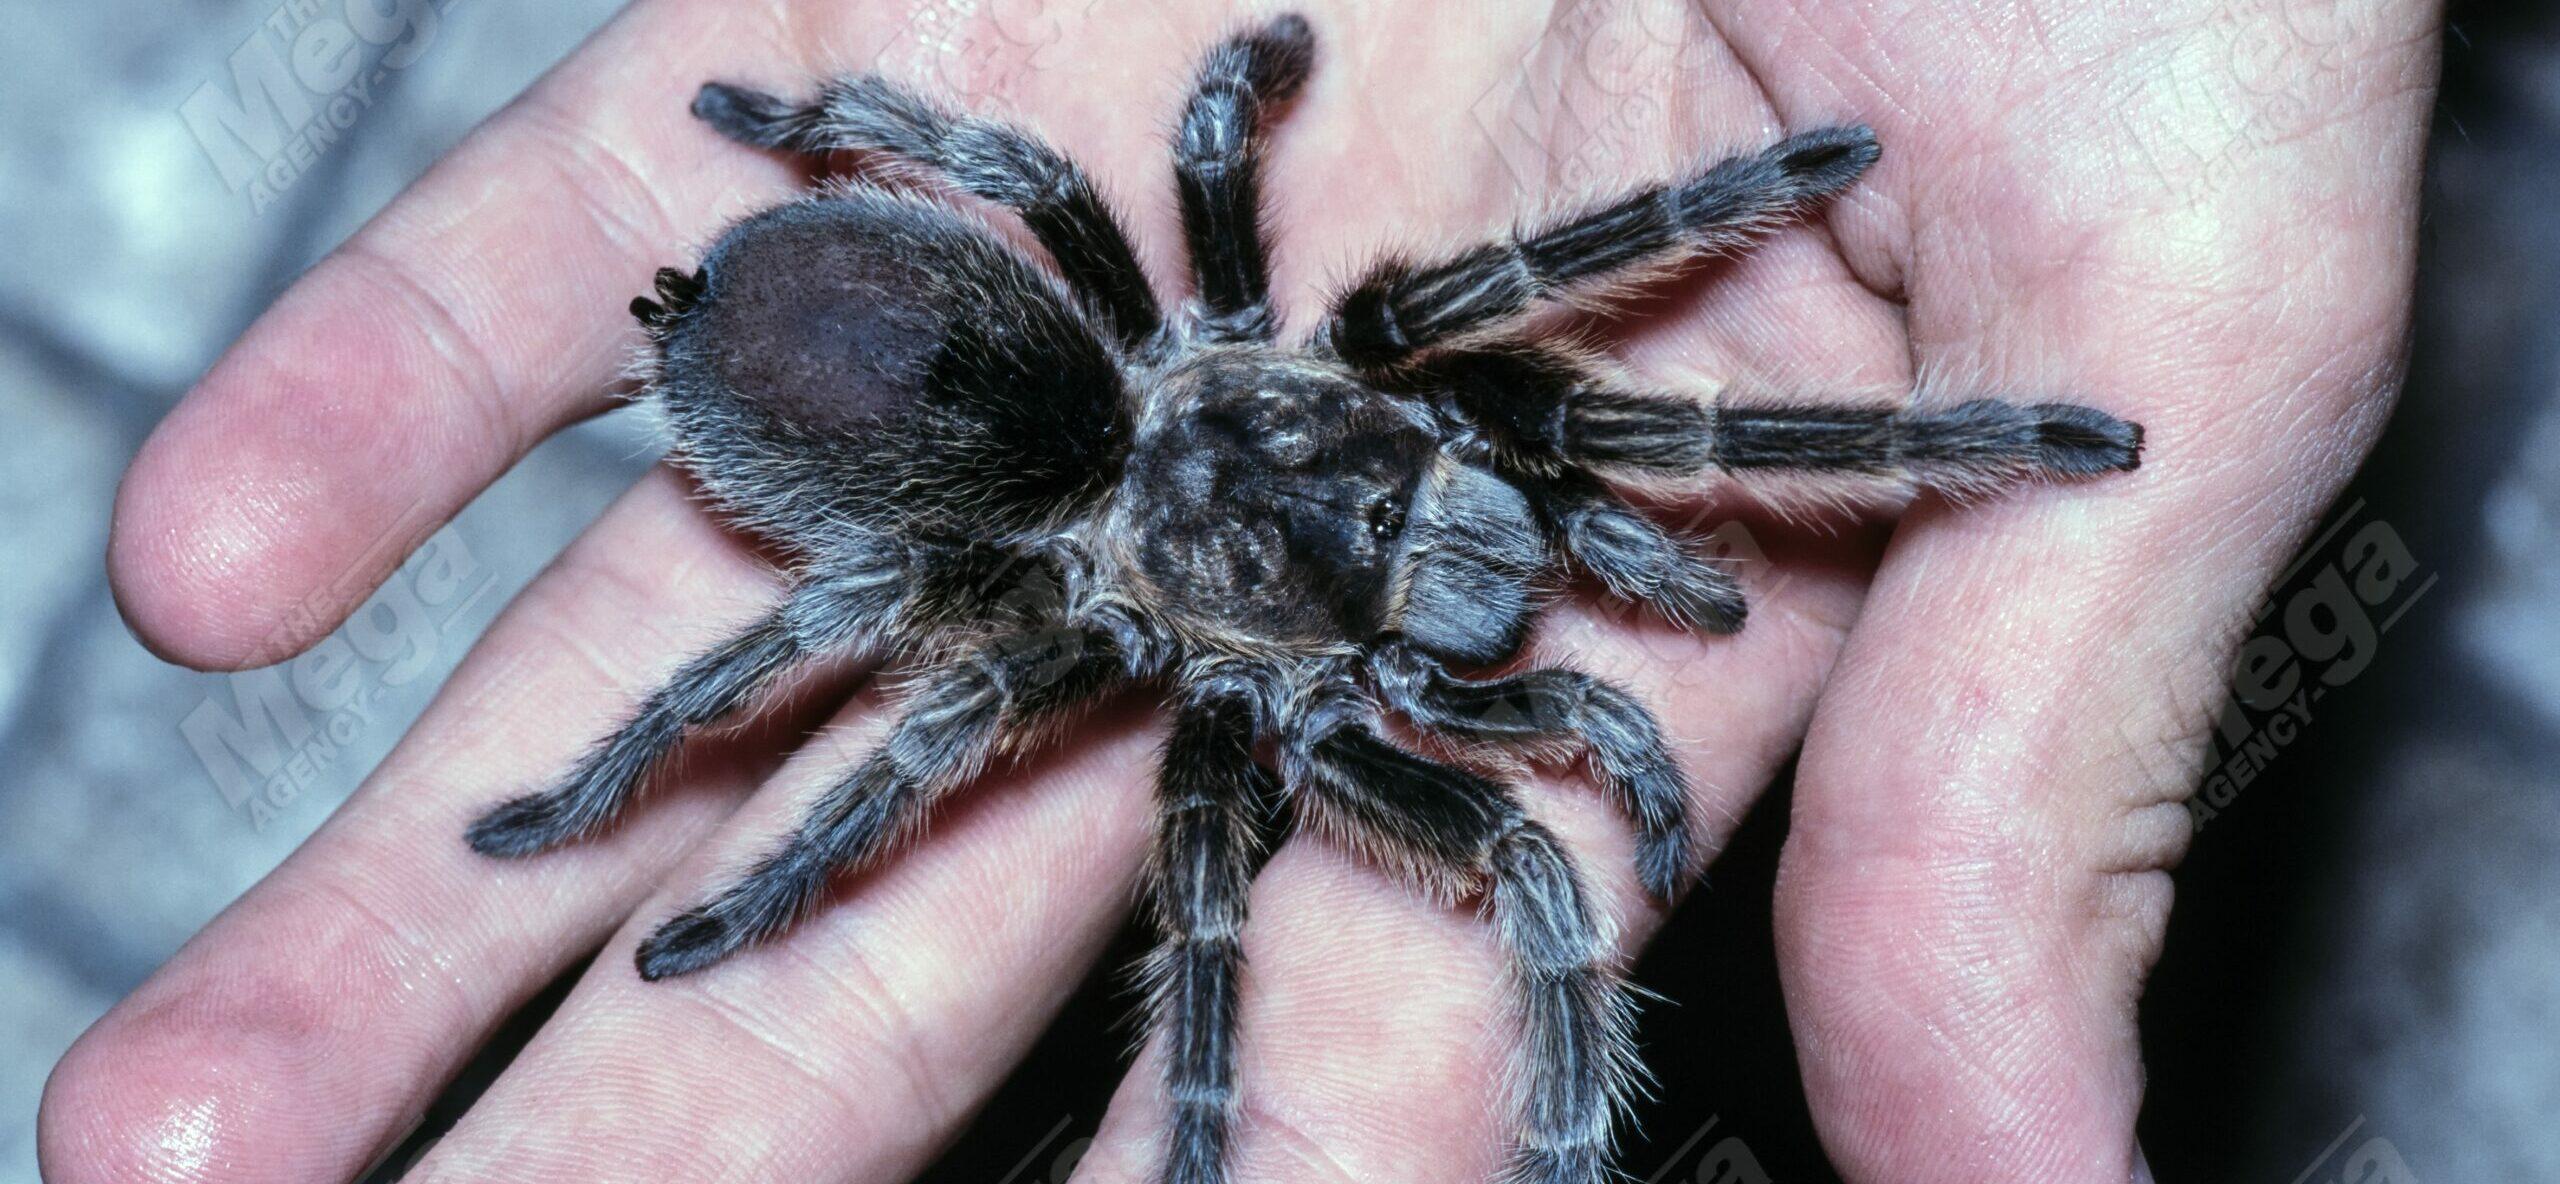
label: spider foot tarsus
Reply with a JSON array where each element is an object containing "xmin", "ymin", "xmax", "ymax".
[
  {"xmin": 2016, "ymin": 400, "xmax": 2146, "ymax": 476},
  {"xmin": 690, "ymin": 81, "xmax": 810, "ymax": 149},
  {"xmin": 633, "ymin": 903, "xmax": 748, "ymax": 982},
  {"xmin": 633, "ymin": 760, "xmax": 920, "ymax": 982},
  {"xmin": 633, "ymin": 839, "xmax": 831, "ymax": 981},
  {"xmin": 1760, "ymin": 122, "xmax": 1882, "ymax": 204},
  {"xmin": 466, "ymin": 792, "xmax": 606, "ymax": 859}
]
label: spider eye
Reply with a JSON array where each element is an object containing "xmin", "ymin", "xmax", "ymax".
[{"xmin": 1365, "ymin": 495, "xmax": 1408, "ymax": 540}]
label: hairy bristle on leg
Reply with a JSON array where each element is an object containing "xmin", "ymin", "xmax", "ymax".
[
  {"xmin": 1375, "ymin": 646, "xmax": 1696, "ymax": 901},
  {"xmin": 1286, "ymin": 718, "xmax": 1641, "ymax": 1184},
  {"xmin": 1141, "ymin": 695, "xmax": 1273, "ymax": 1184},
  {"xmin": 1173, "ymin": 13, "xmax": 1316, "ymax": 341},
  {"xmin": 1321, "ymin": 125, "xmax": 1880, "ymax": 369},
  {"xmin": 634, "ymin": 626, "xmax": 1121, "ymax": 980},
  {"xmin": 691, "ymin": 76, "xmax": 1163, "ymax": 345}
]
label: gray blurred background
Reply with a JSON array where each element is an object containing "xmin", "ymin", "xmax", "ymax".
[{"xmin": 0, "ymin": 3, "xmax": 2552, "ymax": 1182}]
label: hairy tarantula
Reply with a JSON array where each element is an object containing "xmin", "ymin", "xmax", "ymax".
[{"xmin": 465, "ymin": 13, "xmax": 2140, "ymax": 1184}]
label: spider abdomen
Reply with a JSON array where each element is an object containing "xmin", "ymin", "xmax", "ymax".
[{"xmin": 653, "ymin": 188, "xmax": 1131, "ymax": 549}]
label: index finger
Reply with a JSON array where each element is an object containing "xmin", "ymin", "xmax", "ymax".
[{"xmin": 112, "ymin": 0, "xmax": 809, "ymax": 670}]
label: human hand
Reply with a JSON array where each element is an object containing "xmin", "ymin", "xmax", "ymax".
[{"xmin": 46, "ymin": 1, "xmax": 2438, "ymax": 1182}]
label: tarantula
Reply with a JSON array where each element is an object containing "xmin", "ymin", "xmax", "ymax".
[{"xmin": 465, "ymin": 13, "xmax": 2140, "ymax": 1184}]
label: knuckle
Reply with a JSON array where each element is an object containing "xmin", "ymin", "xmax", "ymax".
[
  {"xmin": 509, "ymin": 96, "xmax": 681, "ymax": 260},
  {"xmin": 328, "ymin": 239, "xmax": 517, "ymax": 452}
]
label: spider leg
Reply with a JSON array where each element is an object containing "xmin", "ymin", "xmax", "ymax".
[
  {"xmin": 1320, "ymin": 125, "xmax": 1878, "ymax": 369},
  {"xmin": 466, "ymin": 606, "xmax": 801, "ymax": 858},
  {"xmin": 1568, "ymin": 387, "xmax": 2146, "ymax": 493},
  {"xmin": 633, "ymin": 623, "xmax": 1121, "ymax": 980},
  {"xmin": 1142, "ymin": 693, "xmax": 1275, "ymax": 1184},
  {"xmin": 1286, "ymin": 720, "xmax": 1638, "ymax": 1184},
  {"xmin": 1545, "ymin": 480, "xmax": 1747, "ymax": 632},
  {"xmin": 467, "ymin": 543, "xmax": 1031, "ymax": 857},
  {"xmin": 693, "ymin": 75, "xmax": 1161, "ymax": 346},
  {"xmin": 1400, "ymin": 339, "xmax": 2141, "ymax": 498},
  {"xmin": 1375, "ymin": 645, "xmax": 1692, "ymax": 902},
  {"xmin": 1174, "ymin": 13, "xmax": 1315, "ymax": 341}
]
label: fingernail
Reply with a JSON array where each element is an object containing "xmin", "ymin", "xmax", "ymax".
[{"xmin": 2131, "ymin": 1140, "xmax": 2156, "ymax": 1184}]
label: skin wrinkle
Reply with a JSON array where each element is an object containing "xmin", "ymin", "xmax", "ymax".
[
  {"xmin": 523, "ymin": 580, "xmax": 745, "ymax": 731},
  {"xmin": 775, "ymin": 830, "xmax": 1080, "ymax": 1131},
  {"xmin": 435, "ymin": 1019, "xmax": 768, "ymax": 1181},
  {"xmin": 1234, "ymin": 1089, "xmax": 1376, "ymax": 1184},
  {"xmin": 298, "ymin": 244, "xmax": 520, "ymax": 472},
  {"xmin": 532, "ymin": 502, "xmax": 788, "ymax": 667},
  {"xmin": 1228, "ymin": 844, "xmax": 1520, "ymax": 1179},
  {"xmin": 514, "ymin": 96, "xmax": 691, "ymax": 262},
  {"xmin": 680, "ymin": 963, "xmax": 915, "ymax": 1122},
  {"xmin": 293, "ymin": 869, "xmax": 477, "ymax": 1022},
  {"xmin": 343, "ymin": 197, "xmax": 603, "ymax": 454}
]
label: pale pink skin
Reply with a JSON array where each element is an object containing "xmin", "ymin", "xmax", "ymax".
[{"xmin": 53, "ymin": 1, "xmax": 2438, "ymax": 1182}]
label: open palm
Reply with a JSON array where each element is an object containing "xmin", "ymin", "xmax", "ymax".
[{"xmin": 48, "ymin": 1, "xmax": 2437, "ymax": 1182}]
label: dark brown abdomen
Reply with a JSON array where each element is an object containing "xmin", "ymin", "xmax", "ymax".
[{"xmin": 653, "ymin": 187, "xmax": 1130, "ymax": 551}]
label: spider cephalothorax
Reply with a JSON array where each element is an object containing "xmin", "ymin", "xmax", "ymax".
[
  {"xmin": 1112, "ymin": 344, "xmax": 1549, "ymax": 665},
  {"xmin": 471, "ymin": 14, "xmax": 2141, "ymax": 1184}
]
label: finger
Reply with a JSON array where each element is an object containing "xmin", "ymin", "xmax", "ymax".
[
  {"xmin": 42, "ymin": 468, "xmax": 813, "ymax": 1184},
  {"xmin": 397, "ymin": 679, "xmax": 1158, "ymax": 1181},
  {"xmin": 109, "ymin": 0, "xmax": 811, "ymax": 671},
  {"xmin": 1709, "ymin": 4, "xmax": 2445, "ymax": 1180}
]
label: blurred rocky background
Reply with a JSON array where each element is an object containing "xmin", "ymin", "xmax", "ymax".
[{"xmin": 0, "ymin": 2, "xmax": 2549, "ymax": 1181}]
